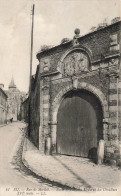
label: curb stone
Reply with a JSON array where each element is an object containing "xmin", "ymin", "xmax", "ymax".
[{"xmin": 9, "ymin": 126, "xmax": 26, "ymax": 167}]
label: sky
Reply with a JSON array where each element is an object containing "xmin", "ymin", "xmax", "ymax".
[{"xmin": 0, "ymin": 0, "xmax": 120, "ymax": 92}]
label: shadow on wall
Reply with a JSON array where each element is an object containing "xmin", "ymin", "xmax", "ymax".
[
  {"xmin": 88, "ymin": 147, "xmax": 97, "ymax": 163},
  {"xmin": 29, "ymin": 125, "xmax": 39, "ymax": 149}
]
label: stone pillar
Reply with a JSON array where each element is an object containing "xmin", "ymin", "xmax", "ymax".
[{"xmin": 97, "ymin": 140, "xmax": 105, "ymax": 164}]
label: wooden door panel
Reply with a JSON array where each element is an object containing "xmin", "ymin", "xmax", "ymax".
[{"xmin": 57, "ymin": 90, "xmax": 103, "ymax": 158}]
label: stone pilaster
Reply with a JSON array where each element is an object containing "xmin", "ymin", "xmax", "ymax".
[
  {"xmin": 39, "ymin": 78, "xmax": 45, "ymax": 154},
  {"xmin": 42, "ymin": 76, "xmax": 51, "ymax": 155},
  {"xmin": 105, "ymin": 61, "xmax": 121, "ymax": 165}
]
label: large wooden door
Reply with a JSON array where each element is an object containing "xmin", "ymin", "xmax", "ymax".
[{"xmin": 57, "ymin": 90, "xmax": 103, "ymax": 158}]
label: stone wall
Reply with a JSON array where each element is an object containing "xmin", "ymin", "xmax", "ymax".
[
  {"xmin": 20, "ymin": 97, "xmax": 29, "ymax": 123},
  {"xmin": 29, "ymin": 65, "xmax": 40, "ymax": 148}
]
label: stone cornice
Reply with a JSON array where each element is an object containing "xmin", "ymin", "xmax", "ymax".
[
  {"xmin": 92, "ymin": 52, "xmax": 120, "ymax": 65},
  {"xmin": 40, "ymin": 71, "xmax": 60, "ymax": 78}
]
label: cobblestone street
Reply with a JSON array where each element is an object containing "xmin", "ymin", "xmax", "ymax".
[
  {"xmin": 0, "ymin": 122, "xmax": 70, "ymax": 195},
  {"xmin": 23, "ymin": 137, "xmax": 121, "ymax": 190}
]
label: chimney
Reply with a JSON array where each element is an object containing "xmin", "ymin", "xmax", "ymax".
[{"xmin": 0, "ymin": 83, "xmax": 4, "ymax": 90}]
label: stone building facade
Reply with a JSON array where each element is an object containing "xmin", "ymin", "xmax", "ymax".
[
  {"xmin": 6, "ymin": 78, "xmax": 26, "ymax": 121},
  {"xmin": 29, "ymin": 20, "xmax": 121, "ymax": 165},
  {"xmin": 0, "ymin": 84, "xmax": 7, "ymax": 125}
]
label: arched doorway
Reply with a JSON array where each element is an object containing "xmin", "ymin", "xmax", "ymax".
[{"xmin": 57, "ymin": 89, "xmax": 103, "ymax": 159}]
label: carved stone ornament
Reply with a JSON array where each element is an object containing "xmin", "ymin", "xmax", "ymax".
[
  {"xmin": 72, "ymin": 38, "xmax": 80, "ymax": 46},
  {"xmin": 72, "ymin": 77, "xmax": 78, "ymax": 89},
  {"xmin": 41, "ymin": 58, "xmax": 50, "ymax": 72},
  {"xmin": 57, "ymin": 51, "xmax": 89, "ymax": 76},
  {"xmin": 108, "ymin": 58, "xmax": 119, "ymax": 66},
  {"xmin": 110, "ymin": 34, "xmax": 118, "ymax": 46}
]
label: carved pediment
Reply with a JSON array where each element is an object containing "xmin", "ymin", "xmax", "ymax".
[{"xmin": 57, "ymin": 51, "xmax": 89, "ymax": 76}]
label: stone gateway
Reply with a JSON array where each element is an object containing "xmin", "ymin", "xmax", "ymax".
[{"xmin": 27, "ymin": 20, "xmax": 121, "ymax": 166}]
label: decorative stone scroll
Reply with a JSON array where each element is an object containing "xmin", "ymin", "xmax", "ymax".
[
  {"xmin": 109, "ymin": 58, "xmax": 119, "ymax": 66},
  {"xmin": 57, "ymin": 51, "xmax": 89, "ymax": 76}
]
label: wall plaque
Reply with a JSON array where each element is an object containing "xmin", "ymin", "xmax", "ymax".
[{"xmin": 57, "ymin": 51, "xmax": 89, "ymax": 76}]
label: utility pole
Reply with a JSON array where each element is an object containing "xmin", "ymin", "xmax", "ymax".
[
  {"xmin": 28, "ymin": 4, "xmax": 35, "ymax": 136},
  {"xmin": 29, "ymin": 4, "xmax": 34, "ymax": 95}
]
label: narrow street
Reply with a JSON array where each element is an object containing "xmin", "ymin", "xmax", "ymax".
[{"xmin": 0, "ymin": 122, "xmax": 71, "ymax": 194}]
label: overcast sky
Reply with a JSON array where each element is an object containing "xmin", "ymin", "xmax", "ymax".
[{"xmin": 0, "ymin": 0, "xmax": 120, "ymax": 92}]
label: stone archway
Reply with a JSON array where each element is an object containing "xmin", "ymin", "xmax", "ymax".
[{"xmin": 51, "ymin": 82, "xmax": 109, "ymax": 154}]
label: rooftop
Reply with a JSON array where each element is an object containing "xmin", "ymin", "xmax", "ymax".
[{"xmin": 9, "ymin": 77, "xmax": 16, "ymax": 89}]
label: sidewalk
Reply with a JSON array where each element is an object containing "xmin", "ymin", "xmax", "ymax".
[
  {"xmin": 0, "ymin": 123, "xmax": 8, "ymax": 128},
  {"xmin": 22, "ymin": 137, "xmax": 121, "ymax": 190}
]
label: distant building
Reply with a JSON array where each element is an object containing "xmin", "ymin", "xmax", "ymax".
[
  {"xmin": 0, "ymin": 84, "xmax": 7, "ymax": 125},
  {"xmin": 6, "ymin": 78, "xmax": 26, "ymax": 121},
  {"xmin": 28, "ymin": 20, "xmax": 121, "ymax": 165}
]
